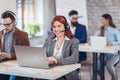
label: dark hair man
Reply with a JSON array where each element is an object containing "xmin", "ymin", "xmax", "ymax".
[
  {"xmin": 68, "ymin": 10, "xmax": 87, "ymax": 64},
  {"xmin": 0, "ymin": 10, "xmax": 30, "ymax": 80}
]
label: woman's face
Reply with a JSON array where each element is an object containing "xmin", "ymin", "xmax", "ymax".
[
  {"xmin": 52, "ymin": 21, "xmax": 65, "ymax": 37},
  {"xmin": 100, "ymin": 17, "xmax": 109, "ymax": 27}
]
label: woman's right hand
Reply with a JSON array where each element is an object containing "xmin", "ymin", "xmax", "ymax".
[{"xmin": 47, "ymin": 56, "xmax": 58, "ymax": 64}]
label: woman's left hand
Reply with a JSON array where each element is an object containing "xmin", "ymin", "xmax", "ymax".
[{"xmin": 47, "ymin": 56, "xmax": 58, "ymax": 64}]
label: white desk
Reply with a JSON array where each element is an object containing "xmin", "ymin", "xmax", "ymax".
[
  {"xmin": 0, "ymin": 60, "xmax": 80, "ymax": 80},
  {"xmin": 79, "ymin": 44, "xmax": 120, "ymax": 53},
  {"xmin": 79, "ymin": 44, "xmax": 120, "ymax": 80}
]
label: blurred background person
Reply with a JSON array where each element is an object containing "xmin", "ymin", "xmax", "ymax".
[
  {"xmin": 68, "ymin": 10, "xmax": 87, "ymax": 64},
  {"xmin": 94, "ymin": 14, "xmax": 120, "ymax": 80}
]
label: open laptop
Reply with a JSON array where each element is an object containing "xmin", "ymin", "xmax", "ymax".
[
  {"xmin": 90, "ymin": 36, "xmax": 107, "ymax": 47},
  {"xmin": 14, "ymin": 45, "xmax": 51, "ymax": 69}
]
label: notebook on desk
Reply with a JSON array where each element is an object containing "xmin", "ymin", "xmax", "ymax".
[
  {"xmin": 90, "ymin": 36, "xmax": 107, "ymax": 47},
  {"xmin": 14, "ymin": 45, "xmax": 54, "ymax": 69}
]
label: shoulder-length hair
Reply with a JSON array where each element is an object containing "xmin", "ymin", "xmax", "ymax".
[
  {"xmin": 100, "ymin": 14, "xmax": 116, "ymax": 36},
  {"xmin": 51, "ymin": 15, "xmax": 74, "ymax": 39}
]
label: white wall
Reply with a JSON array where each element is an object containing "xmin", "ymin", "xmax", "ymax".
[
  {"xmin": 42, "ymin": 0, "xmax": 56, "ymax": 40},
  {"xmin": 0, "ymin": 0, "xmax": 16, "ymax": 24},
  {"xmin": 0, "ymin": 0, "xmax": 16, "ymax": 15},
  {"xmin": 56, "ymin": 0, "xmax": 88, "ymax": 29}
]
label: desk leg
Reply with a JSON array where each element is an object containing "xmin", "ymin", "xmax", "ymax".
[
  {"xmin": 100, "ymin": 53, "xmax": 105, "ymax": 80},
  {"xmin": 93, "ymin": 53, "xmax": 97, "ymax": 80}
]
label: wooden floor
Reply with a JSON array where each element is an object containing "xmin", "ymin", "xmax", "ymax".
[{"xmin": 79, "ymin": 53, "xmax": 120, "ymax": 80}]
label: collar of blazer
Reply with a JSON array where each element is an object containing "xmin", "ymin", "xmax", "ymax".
[{"xmin": 52, "ymin": 36, "xmax": 70, "ymax": 41}]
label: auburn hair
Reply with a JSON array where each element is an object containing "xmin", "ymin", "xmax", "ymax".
[{"xmin": 51, "ymin": 15, "xmax": 74, "ymax": 39}]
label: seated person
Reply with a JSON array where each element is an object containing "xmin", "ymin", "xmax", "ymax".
[
  {"xmin": 40, "ymin": 15, "xmax": 80, "ymax": 80},
  {"xmin": 68, "ymin": 10, "xmax": 87, "ymax": 63},
  {"xmin": 0, "ymin": 10, "xmax": 30, "ymax": 80},
  {"xmin": 95, "ymin": 14, "xmax": 120, "ymax": 80}
]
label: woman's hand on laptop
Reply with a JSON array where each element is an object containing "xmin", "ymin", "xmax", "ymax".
[
  {"xmin": 107, "ymin": 42, "xmax": 112, "ymax": 46},
  {"xmin": 47, "ymin": 56, "xmax": 58, "ymax": 64},
  {"xmin": 0, "ymin": 52, "xmax": 12, "ymax": 59}
]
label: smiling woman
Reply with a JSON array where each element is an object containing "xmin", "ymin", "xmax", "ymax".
[
  {"xmin": 42, "ymin": 15, "xmax": 80, "ymax": 80},
  {"xmin": 51, "ymin": 16, "xmax": 74, "ymax": 39},
  {"xmin": 94, "ymin": 14, "xmax": 120, "ymax": 80}
]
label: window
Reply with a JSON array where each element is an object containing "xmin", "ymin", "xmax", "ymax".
[{"xmin": 16, "ymin": 0, "xmax": 43, "ymax": 37}]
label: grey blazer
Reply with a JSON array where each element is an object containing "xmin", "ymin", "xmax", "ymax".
[{"xmin": 44, "ymin": 36, "xmax": 80, "ymax": 80}]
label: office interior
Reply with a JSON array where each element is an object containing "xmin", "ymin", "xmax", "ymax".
[{"xmin": 0, "ymin": 0, "xmax": 120, "ymax": 80}]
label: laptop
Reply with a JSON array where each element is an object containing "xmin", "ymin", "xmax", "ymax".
[
  {"xmin": 14, "ymin": 45, "xmax": 51, "ymax": 69},
  {"xmin": 90, "ymin": 36, "xmax": 107, "ymax": 47}
]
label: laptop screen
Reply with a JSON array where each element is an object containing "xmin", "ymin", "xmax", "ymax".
[
  {"xmin": 14, "ymin": 45, "xmax": 50, "ymax": 69},
  {"xmin": 90, "ymin": 36, "xmax": 107, "ymax": 47}
]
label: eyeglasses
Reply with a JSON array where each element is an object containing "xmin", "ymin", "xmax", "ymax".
[
  {"xmin": 2, "ymin": 22, "xmax": 13, "ymax": 27},
  {"xmin": 72, "ymin": 17, "xmax": 78, "ymax": 20}
]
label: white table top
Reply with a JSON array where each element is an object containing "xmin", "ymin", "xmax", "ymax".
[
  {"xmin": 79, "ymin": 44, "xmax": 120, "ymax": 54},
  {"xmin": 0, "ymin": 60, "xmax": 80, "ymax": 80}
]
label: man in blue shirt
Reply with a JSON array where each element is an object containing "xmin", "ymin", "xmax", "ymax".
[
  {"xmin": 0, "ymin": 11, "xmax": 30, "ymax": 80},
  {"xmin": 68, "ymin": 10, "xmax": 87, "ymax": 63}
]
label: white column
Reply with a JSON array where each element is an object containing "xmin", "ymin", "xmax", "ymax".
[{"xmin": 43, "ymin": 0, "xmax": 56, "ymax": 40}]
